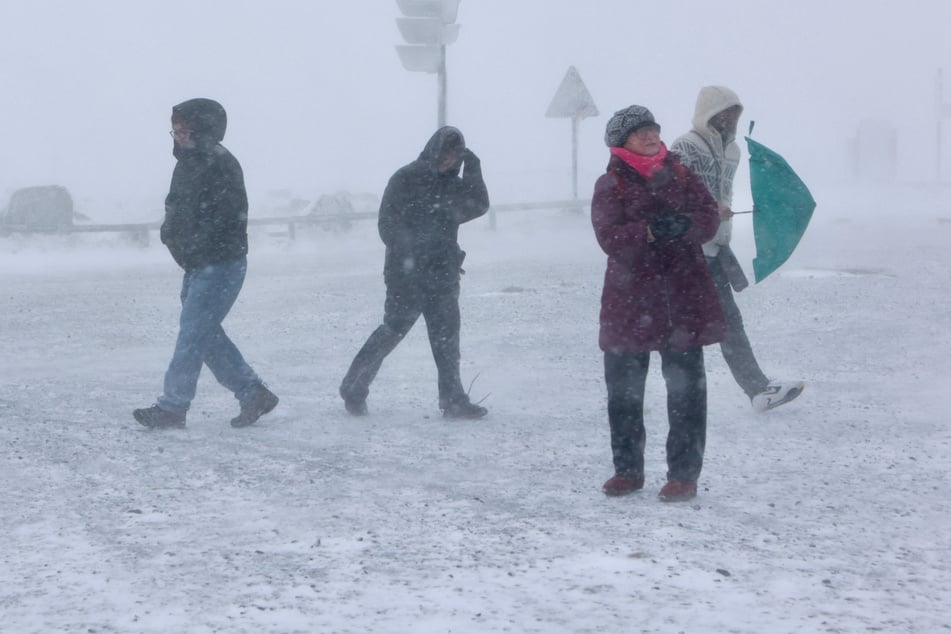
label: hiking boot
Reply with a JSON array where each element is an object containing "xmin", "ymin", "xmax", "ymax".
[
  {"xmin": 658, "ymin": 479, "xmax": 698, "ymax": 502},
  {"xmin": 344, "ymin": 398, "xmax": 368, "ymax": 416},
  {"xmin": 134, "ymin": 404, "xmax": 186, "ymax": 429},
  {"xmin": 751, "ymin": 380, "xmax": 805, "ymax": 412},
  {"xmin": 231, "ymin": 385, "xmax": 279, "ymax": 428},
  {"xmin": 602, "ymin": 474, "xmax": 645, "ymax": 497},
  {"xmin": 442, "ymin": 399, "xmax": 488, "ymax": 420}
]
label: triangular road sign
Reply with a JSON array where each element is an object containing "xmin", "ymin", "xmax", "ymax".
[{"xmin": 546, "ymin": 66, "xmax": 598, "ymax": 119}]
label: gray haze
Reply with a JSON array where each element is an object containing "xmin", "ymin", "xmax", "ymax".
[{"xmin": 1, "ymin": 1, "xmax": 948, "ymax": 218}]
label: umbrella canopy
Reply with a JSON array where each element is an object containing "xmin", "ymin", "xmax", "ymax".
[{"xmin": 744, "ymin": 133, "xmax": 816, "ymax": 283}]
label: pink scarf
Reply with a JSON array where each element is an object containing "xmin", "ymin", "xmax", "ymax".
[{"xmin": 610, "ymin": 143, "xmax": 669, "ymax": 179}]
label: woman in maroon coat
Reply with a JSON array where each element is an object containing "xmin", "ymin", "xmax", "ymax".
[{"xmin": 591, "ymin": 105, "xmax": 726, "ymax": 502}]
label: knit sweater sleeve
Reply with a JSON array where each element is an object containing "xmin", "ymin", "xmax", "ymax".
[
  {"xmin": 671, "ymin": 133, "xmax": 732, "ymax": 255},
  {"xmin": 670, "ymin": 135, "xmax": 719, "ymax": 203}
]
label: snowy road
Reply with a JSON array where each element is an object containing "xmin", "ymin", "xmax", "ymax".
[{"xmin": 2, "ymin": 187, "xmax": 949, "ymax": 633}]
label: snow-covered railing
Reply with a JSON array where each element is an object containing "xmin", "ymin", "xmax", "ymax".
[
  {"xmin": 1, "ymin": 199, "xmax": 591, "ymax": 242},
  {"xmin": 486, "ymin": 199, "xmax": 590, "ymax": 229}
]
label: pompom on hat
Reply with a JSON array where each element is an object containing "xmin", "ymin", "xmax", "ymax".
[{"xmin": 604, "ymin": 105, "xmax": 658, "ymax": 147}]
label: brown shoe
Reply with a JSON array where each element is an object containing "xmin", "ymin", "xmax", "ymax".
[
  {"xmin": 602, "ymin": 474, "xmax": 645, "ymax": 497},
  {"xmin": 658, "ymin": 479, "xmax": 697, "ymax": 502}
]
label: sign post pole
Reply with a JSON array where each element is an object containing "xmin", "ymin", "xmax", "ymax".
[{"xmin": 396, "ymin": 0, "xmax": 462, "ymax": 128}]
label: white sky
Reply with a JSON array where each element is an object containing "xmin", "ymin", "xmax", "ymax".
[{"xmin": 1, "ymin": 0, "xmax": 949, "ymax": 218}]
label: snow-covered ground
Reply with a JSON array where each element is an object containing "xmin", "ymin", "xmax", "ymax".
[{"xmin": 2, "ymin": 183, "xmax": 950, "ymax": 633}]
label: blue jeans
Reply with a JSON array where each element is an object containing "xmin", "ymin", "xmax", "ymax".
[{"xmin": 157, "ymin": 257, "xmax": 260, "ymax": 414}]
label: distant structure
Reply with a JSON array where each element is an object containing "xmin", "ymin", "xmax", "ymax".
[
  {"xmin": 848, "ymin": 120, "xmax": 897, "ymax": 183},
  {"xmin": 0, "ymin": 185, "xmax": 74, "ymax": 234}
]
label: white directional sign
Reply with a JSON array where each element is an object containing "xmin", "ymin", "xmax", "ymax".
[
  {"xmin": 395, "ymin": 0, "xmax": 462, "ymax": 126},
  {"xmin": 397, "ymin": 18, "xmax": 460, "ymax": 45},
  {"xmin": 546, "ymin": 66, "xmax": 599, "ymax": 119},
  {"xmin": 396, "ymin": 45, "xmax": 442, "ymax": 73},
  {"xmin": 397, "ymin": 0, "xmax": 460, "ymax": 22},
  {"xmin": 546, "ymin": 66, "xmax": 599, "ymax": 200}
]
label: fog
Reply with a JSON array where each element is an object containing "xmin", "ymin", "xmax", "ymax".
[
  {"xmin": 2, "ymin": 0, "xmax": 949, "ymax": 220},
  {"xmin": 3, "ymin": 3, "xmax": 951, "ymax": 630}
]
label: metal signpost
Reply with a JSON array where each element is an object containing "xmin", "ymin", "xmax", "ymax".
[
  {"xmin": 395, "ymin": 0, "xmax": 462, "ymax": 128},
  {"xmin": 546, "ymin": 66, "xmax": 599, "ymax": 201}
]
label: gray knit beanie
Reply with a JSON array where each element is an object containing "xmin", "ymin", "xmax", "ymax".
[{"xmin": 604, "ymin": 105, "xmax": 657, "ymax": 147}]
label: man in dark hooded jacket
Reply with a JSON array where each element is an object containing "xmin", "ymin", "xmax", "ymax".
[
  {"xmin": 340, "ymin": 126, "xmax": 490, "ymax": 419},
  {"xmin": 134, "ymin": 98, "xmax": 278, "ymax": 429}
]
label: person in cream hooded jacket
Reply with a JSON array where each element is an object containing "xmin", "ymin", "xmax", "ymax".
[{"xmin": 672, "ymin": 86, "xmax": 804, "ymax": 412}]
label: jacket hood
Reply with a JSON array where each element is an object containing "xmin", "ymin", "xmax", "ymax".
[
  {"xmin": 691, "ymin": 86, "xmax": 743, "ymax": 140},
  {"xmin": 172, "ymin": 98, "xmax": 227, "ymax": 156},
  {"xmin": 418, "ymin": 126, "xmax": 466, "ymax": 175}
]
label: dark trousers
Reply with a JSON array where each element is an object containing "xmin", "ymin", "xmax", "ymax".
[
  {"xmin": 604, "ymin": 347, "xmax": 707, "ymax": 483},
  {"xmin": 707, "ymin": 256, "xmax": 770, "ymax": 398},
  {"xmin": 340, "ymin": 279, "xmax": 466, "ymax": 407}
]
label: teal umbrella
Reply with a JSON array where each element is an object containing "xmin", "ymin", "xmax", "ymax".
[{"xmin": 742, "ymin": 123, "xmax": 816, "ymax": 283}]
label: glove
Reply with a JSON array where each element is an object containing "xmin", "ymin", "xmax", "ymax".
[
  {"xmin": 462, "ymin": 148, "xmax": 480, "ymax": 169},
  {"xmin": 460, "ymin": 149, "xmax": 482, "ymax": 180},
  {"xmin": 650, "ymin": 214, "xmax": 692, "ymax": 241}
]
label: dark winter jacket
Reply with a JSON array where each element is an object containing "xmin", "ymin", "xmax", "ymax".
[
  {"xmin": 378, "ymin": 126, "xmax": 489, "ymax": 288},
  {"xmin": 161, "ymin": 98, "xmax": 249, "ymax": 270},
  {"xmin": 591, "ymin": 153, "xmax": 726, "ymax": 353}
]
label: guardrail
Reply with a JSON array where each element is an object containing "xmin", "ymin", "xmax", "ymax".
[
  {"xmin": 487, "ymin": 199, "xmax": 588, "ymax": 229},
  {"xmin": 1, "ymin": 199, "xmax": 591, "ymax": 242}
]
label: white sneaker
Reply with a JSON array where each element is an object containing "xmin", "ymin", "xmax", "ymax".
[{"xmin": 751, "ymin": 380, "xmax": 805, "ymax": 412}]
